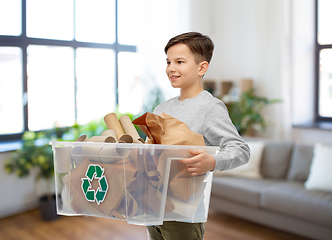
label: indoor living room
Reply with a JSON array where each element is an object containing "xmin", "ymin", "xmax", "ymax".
[{"xmin": 0, "ymin": 0, "xmax": 331, "ymax": 240}]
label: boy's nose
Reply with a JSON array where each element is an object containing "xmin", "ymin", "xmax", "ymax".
[{"xmin": 167, "ymin": 63, "xmax": 175, "ymax": 72}]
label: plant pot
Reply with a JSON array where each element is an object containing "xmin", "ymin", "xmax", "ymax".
[{"xmin": 39, "ymin": 194, "xmax": 59, "ymax": 221}]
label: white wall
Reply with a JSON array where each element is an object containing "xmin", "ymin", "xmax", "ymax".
[
  {"xmin": 187, "ymin": 0, "xmax": 332, "ymax": 144},
  {"xmin": 190, "ymin": 0, "xmax": 266, "ymax": 83},
  {"xmin": 0, "ymin": 151, "xmax": 38, "ymax": 218}
]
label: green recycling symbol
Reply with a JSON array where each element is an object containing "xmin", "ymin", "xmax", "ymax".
[{"xmin": 81, "ymin": 164, "xmax": 108, "ymax": 205}]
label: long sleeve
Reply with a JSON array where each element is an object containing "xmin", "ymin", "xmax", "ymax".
[
  {"xmin": 203, "ymin": 102, "xmax": 250, "ymax": 171},
  {"xmin": 152, "ymin": 90, "xmax": 250, "ymax": 172}
]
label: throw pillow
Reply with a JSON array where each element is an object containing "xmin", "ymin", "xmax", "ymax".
[
  {"xmin": 213, "ymin": 141, "xmax": 265, "ymax": 179},
  {"xmin": 287, "ymin": 144, "xmax": 314, "ymax": 182},
  {"xmin": 305, "ymin": 143, "xmax": 332, "ymax": 192},
  {"xmin": 260, "ymin": 141, "xmax": 293, "ymax": 179}
]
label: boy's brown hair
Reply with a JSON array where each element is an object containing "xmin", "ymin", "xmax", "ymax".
[{"xmin": 164, "ymin": 32, "xmax": 214, "ymax": 64}]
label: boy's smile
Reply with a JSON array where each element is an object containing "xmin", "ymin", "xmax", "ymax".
[{"xmin": 166, "ymin": 43, "xmax": 205, "ymax": 94}]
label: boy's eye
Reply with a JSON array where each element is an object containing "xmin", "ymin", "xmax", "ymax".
[
  {"xmin": 178, "ymin": 61, "xmax": 184, "ymax": 64},
  {"xmin": 166, "ymin": 61, "xmax": 170, "ymax": 65}
]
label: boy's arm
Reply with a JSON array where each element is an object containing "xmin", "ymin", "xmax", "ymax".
[{"xmin": 181, "ymin": 101, "xmax": 250, "ymax": 176}]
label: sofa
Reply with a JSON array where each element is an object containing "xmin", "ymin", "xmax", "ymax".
[{"xmin": 210, "ymin": 138, "xmax": 332, "ymax": 240}]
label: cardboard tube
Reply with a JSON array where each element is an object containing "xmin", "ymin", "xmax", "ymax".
[
  {"xmin": 75, "ymin": 135, "xmax": 89, "ymax": 142},
  {"xmin": 99, "ymin": 146, "xmax": 123, "ymax": 163},
  {"xmin": 120, "ymin": 115, "xmax": 144, "ymax": 143},
  {"xmin": 71, "ymin": 146, "xmax": 84, "ymax": 166},
  {"xmin": 55, "ymin": 146, "xmax": 72, "ymax": 173},
  {"xmin": 118, "ymin": 134, "xmax": 133, "ymax": 143},
  {"xmin": 81, "ymin": 136, "xmax": 112, "ymax": 161},
  {"xmin": 104, "ymin": 136, "xmax": 117, "ymax": 143},
  {"xmin": 100, "ymin": 129, "xmax": 118, "ymax": 143},
  {"xmin": 133, "ymin": 138, "xmax": 144, "ymax": 144},
  {"xmin": 101, "ymin": 129, "xmax": 118, "ymax": 140},
  {"xmin": 72, "ymin": 135, "xmax": 89, "ymax": 165},
  {"xmin": 104, "ymin": 113, "xmax": 125, "ymax": 140},
  {"xmin": 90, "ymin": 136, "xmax": 116, "ymax": 143},
  {"xmin": 82, "ymin": 145, "xmax": 101, "ymax": 161},
  {"xmin": 84, "ymin": 136, "xmax": 119, "ymax": 162}
]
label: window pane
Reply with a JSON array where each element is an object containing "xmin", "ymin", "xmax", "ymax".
[
  {"xmin": 318, "ymin": 49, "xmax": 332, "ymax": 118},
  {"xmin": 0, "ymin": 47, "xmax": 24, "ymax": 134},
  {"xmin": 27, "ymin": 45, "xmax": 75, "ymax": 131},
  {"xmin": 318, "ymin": 0, "xmax": 332, "ymax": 44},
  {"xmin": 118, "ymin": 0, "xmax": 143, "ymax": 45},
  {"xmin": 0, "ymin": 0, "xmax": 21, "ymax": 36},
  {"xmin": 76, "ymin": 48, "xmax": 116, "ymax": 125},
  {"xmin": 75, "ymin": 0, "xmax": 115, "ymax": 44},
  {"xmin": 26, "ymin": 0, "xmax": 74, "ymax": 40},
  {"xmin": 118, "ymin": 52, "xmax": 143, "ymax": 115}
]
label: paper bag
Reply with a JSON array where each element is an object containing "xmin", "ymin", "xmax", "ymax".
[{"xmin": 132, "ymin": 112, "xmax": 205, "ymax": 146}]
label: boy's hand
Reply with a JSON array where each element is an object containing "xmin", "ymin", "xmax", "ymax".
[{"xmin": 180, "ymin": 150, "xmax": 216, "ymax": 176}]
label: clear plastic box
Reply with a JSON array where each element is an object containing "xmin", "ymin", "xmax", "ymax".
[{"xmin": 51, "ymin": 141, "xmax": 219, "ymax": 226}]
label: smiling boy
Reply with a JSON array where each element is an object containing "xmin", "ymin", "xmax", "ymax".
[{"xmin": 146, "ymin": 32, "xmax": 250, "ymax": 240}]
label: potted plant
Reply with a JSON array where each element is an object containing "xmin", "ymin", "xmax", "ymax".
[
  {"xmin": 4, "ymin": 130, "xmax": 58, "ymax": 221},
  {"xmin": 227, "ymin": 88, "xmax": 281, "ymax": 136}
]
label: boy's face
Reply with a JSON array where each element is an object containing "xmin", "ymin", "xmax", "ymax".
[{"xmin": 166, "ymin": 43, "xmax": 204, "ymax": 90}]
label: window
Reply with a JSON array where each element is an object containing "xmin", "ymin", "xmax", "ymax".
[
  {"xmin": 27, "ymin": 45, "xmax": 75, "ymax": 131},
  {"xmin": 76, "ymin": 47, "xmax": 116, "ymax": 125},
  {"xmin": 315, "ymin": 0, "xmax": 332, "ymax": 121},
  {"xmin": 0, "ymin": 0, "xmax": 140, "ymax": 141},
  {"xmin": 0, "ymin": 47, "xmax": 24, "ymax": 135}
]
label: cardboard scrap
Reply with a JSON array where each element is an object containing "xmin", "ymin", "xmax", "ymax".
[{"xmin": 62, "ymin": 112, "xmax": 208, "ymax": 221}]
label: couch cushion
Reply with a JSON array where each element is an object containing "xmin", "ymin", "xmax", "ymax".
[
  {"xmin": 287, "ymin": 144, "xmax": 313, "ymax": 182},
  {"xmin": 211, "ymin": 176, "xmax": 282, "ymax": 207},
  {"xmin": 261, "ymin": 181, "xmax": 332, "ymax": 228},
  {"xmin": 305, "ymin": 143, "xmax": 332, "ymax": 193},
  {"xmin": 260, "ymin": 141, "xmax": 293, "ymax": 179},
  {"xmin": 213, "ymin": 141, "xmax": 265, "ymax": 179}
]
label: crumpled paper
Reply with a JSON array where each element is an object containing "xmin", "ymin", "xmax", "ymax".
[
  {"xmin": 132, "ymin": 112, "xmax": 205, "ymax": 146},
  {"xmin": 133, "ymin": 112, "xmax": 207, "ymax": 203},
  {"xmin": 62, "ymin": 112, "xmax": 208, "ymax": 222}
]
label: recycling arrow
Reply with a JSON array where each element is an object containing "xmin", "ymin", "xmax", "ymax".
[{"xmin": 81, "ymin": 164, "xmax": 108, "ymax": 205}]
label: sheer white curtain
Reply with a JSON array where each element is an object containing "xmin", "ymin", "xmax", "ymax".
[
  {"xmin": 257, "ymin": 0, "xmax": 293, "ymax": 140},
  {"xmin": 260, "ymin": 0, "xmax": 315, "ymax": 140}
]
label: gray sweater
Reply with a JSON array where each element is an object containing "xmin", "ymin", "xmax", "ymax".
[{"xmin": 153, "ymin": 90, "xmax": 250, "ymax": 171}]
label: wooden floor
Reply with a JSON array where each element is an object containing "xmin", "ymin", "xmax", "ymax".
[{"xmin": 0, "ymin": 208, "xmax": 311, "ymax": 240}]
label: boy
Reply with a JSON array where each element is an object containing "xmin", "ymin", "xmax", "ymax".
[{"xmin": 146, "ymin": 32, "xmax": 250, "ymax": 240}]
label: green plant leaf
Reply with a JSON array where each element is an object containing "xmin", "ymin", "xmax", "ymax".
[{"xmin": 227, "ymin": 88, "xmax": 281, "ymax": 135}]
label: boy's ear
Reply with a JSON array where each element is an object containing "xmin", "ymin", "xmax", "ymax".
[{"xmin": 198, "ymin": 61, "xmax": 209, "ymax": 77}]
